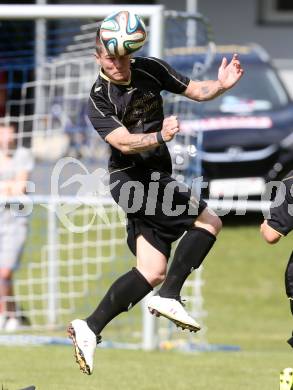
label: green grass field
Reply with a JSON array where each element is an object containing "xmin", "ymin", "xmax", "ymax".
[{"xmin": 0, "ymin": 217, "xmax": 292, "ymax": 390}]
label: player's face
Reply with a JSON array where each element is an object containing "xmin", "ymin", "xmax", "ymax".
[
  {"xmin": 96, "ymin": 46, "xmax": 131, "ymax": 82},
  {"xmin": 0, "ymin": 125, "xmax": 15, "ymax": 151}
]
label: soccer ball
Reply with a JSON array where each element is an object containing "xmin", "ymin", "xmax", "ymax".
[{"xmin": 100, "ymin": 10, "xmax": 147, "ymax": 57}]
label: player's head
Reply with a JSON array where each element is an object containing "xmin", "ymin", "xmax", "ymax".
[
  {"xmin": 95, "ymin": 23, "xmax": 104, "ymax": 56},
  {"xmin": 0, "ymin": 122, "xmax": 16, "ymax": 151},
  {"xmin": 95, "ymin": 22, "xmax": 131, "ymax": 83}
]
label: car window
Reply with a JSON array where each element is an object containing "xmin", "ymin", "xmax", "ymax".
[{"xmin": 201, "ymin": 63, "xmax": 289, "ymax": 113}]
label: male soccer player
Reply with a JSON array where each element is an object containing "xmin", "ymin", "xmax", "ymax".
[
  {"xmin": 68, "ymin": 19, "xmax": 244, "ymax": 374},
  {"xmin": 0, "ymin": 123, "xmax": 34, "ymax": 331},
  {"xmin": 260, "ymin": 170, "xmax": 293, "ymax": 348}
]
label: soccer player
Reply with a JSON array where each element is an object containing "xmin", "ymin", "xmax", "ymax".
[
  {"xmin": 68, "ymin": 19, "xmax": 244, "ymax": 374},
  {"xmin": 260, "ymin": 170, "xmax": 293, "ymax": 348},
  {"xmin": 0, "ymin": 123, "xmax": 34, "ymax": 331}
]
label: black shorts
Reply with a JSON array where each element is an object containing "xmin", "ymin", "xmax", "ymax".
[{"xmin": 110, "ymin": 165, "xmax": 207, "ymax": 258}]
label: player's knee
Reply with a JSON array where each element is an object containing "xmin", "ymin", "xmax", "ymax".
[
  {"xmin": 149, "ymin": 270, "xmax": 166, "ymax": 287},
  {"xmin": 211, "ymin": 215, "xmax": 222, "ymax": 235},
  {"xmin": 141, "ymin": 269, "xmax": 165, "ymax": 287},
  {"xmin": 137, "ymin": 266, "xmax": 166, "ymax": 287},
  {"xmin": 195, "ymin": 210, "xmax": 222, "ymax": 236}
]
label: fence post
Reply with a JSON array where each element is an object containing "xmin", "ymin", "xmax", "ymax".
[
  {"xmin": 47, "ymin": 200, "xmax": 59, "ymax": 326},
  {"xmin": 141, "ymin": 292, "xmax": 158, "ymax": 350},
  {"xmin": 149, "ymin": 5, "xmax": 164, "ymax": 58}
]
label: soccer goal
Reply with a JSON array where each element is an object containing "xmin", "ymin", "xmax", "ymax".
[
  {"xmin": 5, "ymin": 194, "xmax": 206, "ymax": 350},
  {"xmin": 0, "ymin": 5, "xmax": 216, "ymax": 350}
]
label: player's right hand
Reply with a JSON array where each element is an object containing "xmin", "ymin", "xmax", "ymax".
[{"xmin": 161, "ymin": 116, "xmax": 180, "ymax": 142}]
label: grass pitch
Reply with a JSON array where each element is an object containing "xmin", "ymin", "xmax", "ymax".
[
  {"xmin": 0, "ymin": 217, "xmax": 292, "ymax": 390},
  {"xmin": 0, "ymin": 346, "xmax": 291, "ymax": 390}
]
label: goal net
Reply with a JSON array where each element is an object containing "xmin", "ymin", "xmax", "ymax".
[
  {"xmin": 9, "ymin": 195, "xmax": 206, "ymax": 350},
  {"xmin": 0, "ymin": 6, "xmax": 214, "ymax": 349}
]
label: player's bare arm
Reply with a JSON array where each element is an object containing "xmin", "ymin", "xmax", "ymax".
[
  {"xmin": 183, "ymin": 54, "xmax": 244, "ymax": 101},
  {"xmin": 10, "ymin": 171, "xmax": 29, "ymax": 195},
  {"xmin": 105, "ymin": 116, "xmax": 179, "ymax": 154},
  {"xmin": 0, "ymin": 171, "xmax": 29, "ymax": 196},
  {"xmin": 260, "ymin": 220, "xmax": 282, "ymax": 244}
]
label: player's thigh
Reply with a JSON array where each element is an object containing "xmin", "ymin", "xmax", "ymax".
[
  {"xmin": 194, "ymin": 207, "xmax": 222, "ymax": 236},
  {"xmin": 136, "ymin": 235, "xmax": 167, "ymax": 286}
]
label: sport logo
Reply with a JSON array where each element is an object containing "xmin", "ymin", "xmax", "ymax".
[{"xmin": 47, "ymin": 157, "xmax": 119, "ymax": 232}]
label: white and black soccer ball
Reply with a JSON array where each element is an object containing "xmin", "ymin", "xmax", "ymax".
[{"xmin": 100, "ymin": 10, "xmax": 147, "ymax": 57}]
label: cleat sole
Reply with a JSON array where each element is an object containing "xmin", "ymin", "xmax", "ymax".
[
  {"xmin": 67, "ymin": 324, "xmax": 91, "ymax": 375},
  {"xmin": 147, "ymin": 306, "xmax": 201, "ymax": 333}
]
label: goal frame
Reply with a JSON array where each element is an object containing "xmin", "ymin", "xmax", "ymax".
[
  {"xmin": 0, "ymin": 4, "xmax": 165, "ymax": 134},
  {"xmin": 0, "ymin": 4, "xmax": 165, "ymax": 59}
]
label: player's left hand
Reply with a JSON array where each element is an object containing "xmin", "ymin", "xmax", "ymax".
[{"xmin": 218, "ymin": 53, "xmax": 244, "ymax": 90}]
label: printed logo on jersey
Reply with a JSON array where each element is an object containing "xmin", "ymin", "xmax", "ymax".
[{"xmin": 123, "ymin": 91, "xmax": 162, "ymax": 129}]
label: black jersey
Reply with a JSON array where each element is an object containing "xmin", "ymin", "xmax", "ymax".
[
  {"xmin": 267, "ymin": 170, "xmax": 293, "ymax": 236},
  {"xmin": 87, "ymin": 56, "xmax": 190, "ymax": 173}
]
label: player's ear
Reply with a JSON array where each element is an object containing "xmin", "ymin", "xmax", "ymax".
[{"xmin": 94, "ymin": 52, "xmax": 101, "ymax": 65}]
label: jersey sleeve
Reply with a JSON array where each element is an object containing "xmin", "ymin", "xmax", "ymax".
[
  {"xmin": 15, "ymin": 147, "xmax": 34, "ymax": 173},
  {"xmin": 267, "ymin": 172, "xmax": 293, "ymax": 236},
  {"xmin": 87, "ymin": 91, "xmax": 123, "ymax": 141},
  {"xmin": 147, "ymin": 57, "xmax": 190, "ymax": 94}
]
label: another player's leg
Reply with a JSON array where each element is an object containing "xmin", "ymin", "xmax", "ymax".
[
  {"xmin": 148, "ymin": 208, "xmax": 222, "ymax": 332},
  {"xmin": 0, "ymin": 218, "xmax": 27, "ymax": 331},
  {"xmin": 0, "ymin": 268, "xmax": 19, "ymax": 331},
  {"xmin": 68, "ymin": 235, "xmax": 166, "ymax": 374},
  {"xmin": 0, "ymin": 269, "xmax": 10, "ymax": 330},
  {"xmin": 285, "ymin": 251, "xmax": 293, "ymax": 348}
]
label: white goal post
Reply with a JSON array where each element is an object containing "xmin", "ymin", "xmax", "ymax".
[{"xmin": 0, "ymin": 4, "xmax": 165, "ymax": 59}]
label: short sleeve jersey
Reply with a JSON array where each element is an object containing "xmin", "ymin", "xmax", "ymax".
[
  {"xmin": 267, "ymin": 170, "xmax": 293, "ymax": 236},
  {"xmin": 0, "ymin": 147, "xmax": 34, "ymax": 181},
  {"xmin": 87, "ymin": 56, "xmax": 190, "ymax": 173}
]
